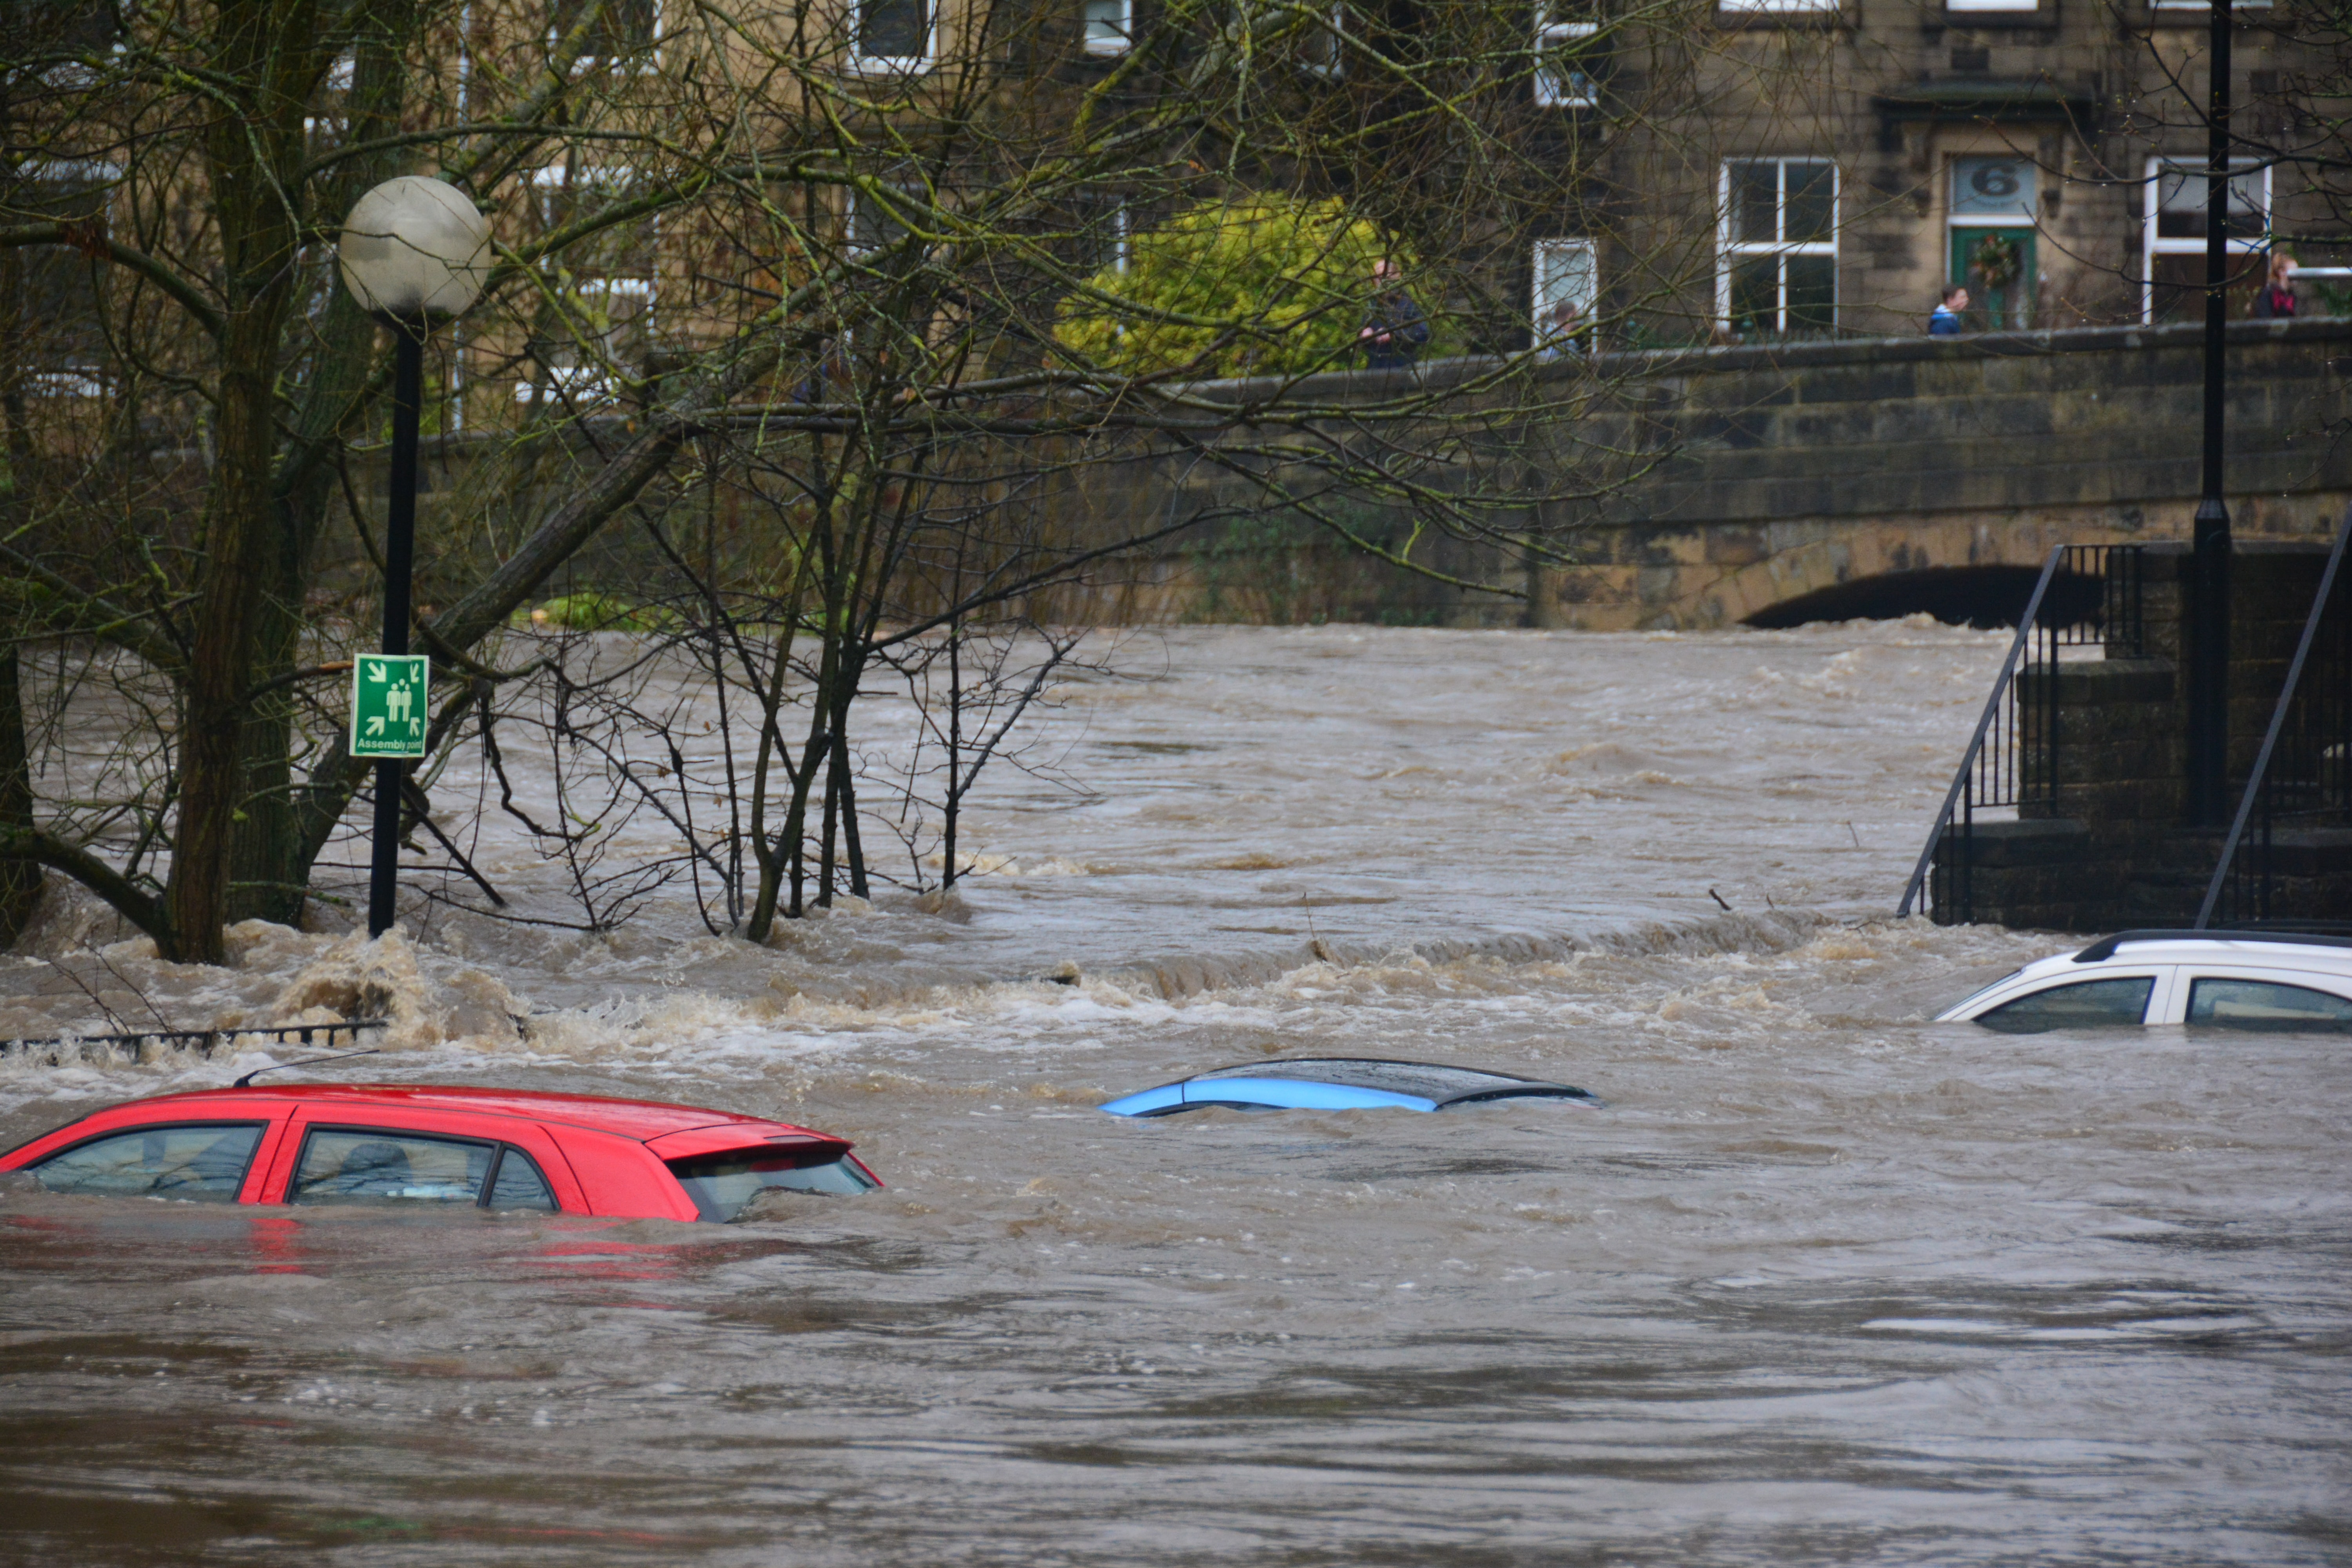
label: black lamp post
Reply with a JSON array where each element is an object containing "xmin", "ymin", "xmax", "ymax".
[
  {"xmin": 336, "ymin": 176, "xmax": 491, "ymax": 937},
  {"xmin": 2189, "ymin": 0, "xmax": 2234, "ymax": 825}
]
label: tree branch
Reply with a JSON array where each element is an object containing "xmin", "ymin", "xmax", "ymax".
[
  {"xmin": 0, "ymin": 225, "xmax": 225, "ymax": 342},
  {"xmin": 0, "ymin": 826, "xmax": 173, "ymax": 950}
]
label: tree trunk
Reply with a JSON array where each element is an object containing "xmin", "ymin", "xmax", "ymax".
[
  {"xmin": 831, "ymin": 686, "xmax": 867, "ymax": 898},
  {"xmin": 815, "ymin": 753, "xmax": 838, "ymax": 908},
  {"xmin": 229, "ymin": 0, "xmax": 415, "ymax": 929},
  {"xmin": 0, "ymin": 648, "xmax": 41, "ymax": 946},
  {"xmin": 163, "ymin": 0, "xmax": 319, "ymax": 964},
  {"xmin": 0, "ymin": 232, "xmax": 42, "ymax": 944}
]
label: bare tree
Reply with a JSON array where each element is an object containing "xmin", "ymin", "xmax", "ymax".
[{"xmin": 0, "ymin": 0, "xmax": 1745, "ymax": 960}]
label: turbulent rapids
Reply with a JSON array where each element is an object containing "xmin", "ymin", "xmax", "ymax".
[{"xmin": 2, "ymin": 621, "xmax": 2347, "ymax": 1565}]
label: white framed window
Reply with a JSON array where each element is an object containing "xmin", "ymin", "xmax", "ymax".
[
  {"xmin": 1532, "ymin": 238, "xmax": 1596, "ymax": 349},
  {"xmin": 17, "ymin": 158, "xmax": 118, "ymax": 394},
  {"xmin": 1949, "ymin": 154, "xmax": 2036, "ymax": 225},
  {"xmin": 307, "ymin": 58, "xmax": 354, "ymax": 144},
  {"xmin": 549, "ymin": 0, "xmax": 660, "ymax": 68},
  {"xmin": 1300, "ymin": 2, "xmax": 1343, "ymax": 77},
  {"xmin": 1718, "ymin": 157, "xmax": 1837, "ymax": 334},
  {"xmin": 1086, "ymin": 199, "xmax": 1130, "ymax": 275},
  {"xmin": 2152, "ymin": 0, "xmax": 2267, "ymax": 9},
  {"xmin": 21, "ymin": 156, "xmax": 123, "ymax": 183},
  {"xmin": 42, "ymin": 0, "xmax": 118, "ymax": 54},
  {"xmin": 1716, "ymin": 0, "xmax": 1837, "ymax": 13},
  {"xmin": 531, "ymin": 161, "xmax": 651, "ymax": 230},
  {"xmin": 1533, "ymin": 9, "xmax": 1597, "ymax": 108},
  {"xmin": 847, "ymin": 183, "xmax": 926, "ymax": 258},
  {"xmin": 1945, "ymin": 0, "xmax": 2037, "ymax": 11},
  {"xmin": 2142, "ymin": 155, "xmax": 2270, "ymax": 323},
  {"xmin": 525, "ymin": 165, "xmax": 657, "ymax": 403},
  {"xmin": 34, "ymin": 0, "xmax": 122, "ymax": 85},
  {"xmin": 515, "ymin": 279, "xmax": 655, "ymax": 404},
  {"xmin": 851, "ymin": 0, "xmax": 935, "ymax": 73},
  {"xmin": 1083, "ymin": 0, "xmax": 1131, "ymax": 53}
]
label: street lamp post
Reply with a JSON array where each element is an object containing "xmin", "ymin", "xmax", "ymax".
[
  {"xmin": 2189, "ymin": 0, "xmax": 2234, "ymax": 825},
  {"xmin": 336, "ymin": 176, "xmax": 492, "ymax": 938}
]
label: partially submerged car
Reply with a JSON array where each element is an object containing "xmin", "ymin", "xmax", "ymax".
[
  {"xmin": 0, "ymin": 1083, "xmax": 880, "ymax": 1221},
  {"xmin": 1100, "ymin": 1058, "xmax": 1604, "ymax": 1116},
  {"xmin": 1937, "ymin": 929, "xmax": 2352, "ymax": 1034}
]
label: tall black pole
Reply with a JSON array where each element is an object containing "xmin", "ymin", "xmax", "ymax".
[
  {"xmin": 368, "ymin": 327, "xmax": 424, "ymax": 937},
  {"xmin": 2189, "ymin": 0, "xmax": 2234, "ymax": 825}
]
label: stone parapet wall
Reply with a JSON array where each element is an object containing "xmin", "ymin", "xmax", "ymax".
[
  {"xmin": 1935, "ymin": 820, "xmax": 2352, "ymax": 931},
  {"xmin": 2016, "ymin": 659, "xmax": 2181, "ymax": 826},
  {"xmin": 344, "ymin": 321, "xmax": 2352, "ymax": 639},
  {"xmin": 1054, "ymin": 317, "xmax": 2352, "ymax": 630}
]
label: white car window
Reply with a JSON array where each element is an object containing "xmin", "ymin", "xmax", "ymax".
[
  {"xmin": 2185, "ymin": 976, "xmax": 2352, "ymax": 1034},
  {"xmin": 1976, "ymin": 976, "xmax": 2156, "ymax": 1034}
]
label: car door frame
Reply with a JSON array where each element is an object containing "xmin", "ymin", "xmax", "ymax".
[
  {"xmin": 1964, "ymin": 966, "xmax": 2176, "ymax": 1025},
  {"xmin": 0, "ymin": 1098, "xmax": 301, "ymax": 1205},
  {"xmin": 255, "ymin": 1104, "xmax": 587, "ymax": 1213},
  {"xmin": 2163, "ymin": 965, "xmax": 2352, "ymax": 1026}
]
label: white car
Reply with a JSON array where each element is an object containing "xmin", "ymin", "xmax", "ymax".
[{"xmin": 1938, "ymin": 930, "xmax": 2352, "ymax": 1034}]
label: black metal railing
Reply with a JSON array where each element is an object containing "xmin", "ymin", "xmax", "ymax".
[
  {"xmin": 1899, "ymin": 543, "xmax": 2149, "ymax": 922},
  {"xmin": 2198, "ymin": 508, "xmax": 2352, "ymax": 927},
  {"xmin": 0, "ymin": 1018, "xmax": 385, "ymax": 1068}
]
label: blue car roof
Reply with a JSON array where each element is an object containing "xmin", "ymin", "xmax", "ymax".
[{"xmin": 1099, "ymin": 1058, "xmax": 1602, "ymax": 1117}]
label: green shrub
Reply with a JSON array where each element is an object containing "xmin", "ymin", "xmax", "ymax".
[
  {"xmin": 530, "ymin": 592, "xmax": 665, "ymax": 632},
  {"xmin": 1056, "ymin": 196, "xmax": 1423, "ymax": 379}
]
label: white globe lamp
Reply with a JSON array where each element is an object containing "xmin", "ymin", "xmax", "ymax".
[{"xmin": 337, "ymin": 175, "xmax": 492, "ymax": 323}]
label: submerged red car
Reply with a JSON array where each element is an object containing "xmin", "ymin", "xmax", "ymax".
[{"xmin": 0, "ymin": 1084, "xmax": 880, "ymax": 1222}]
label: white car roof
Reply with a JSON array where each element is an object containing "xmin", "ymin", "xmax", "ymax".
[{"xmin": 2019, "ymin": 931, "xmax": 2352, "ymax": 980}]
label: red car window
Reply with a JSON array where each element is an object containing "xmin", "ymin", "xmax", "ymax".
[
  {"xmin": 485, "ymin": 1146, "xmax": 558, "ymax": 1211},
  {"xmin": 257, "ymin": 1107, "xmax": 584, "ymax": 1214},
  {"xmin": 22, "ymin": 1121, "xmax": 268, "ymax": 1204},
  {"xmin": 289, "ymin": 1127, "xmax": 498, "ymax": 1207}
]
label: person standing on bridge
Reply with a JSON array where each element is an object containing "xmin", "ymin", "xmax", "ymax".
[
  {"xmin": 1361, "ymin": 259, "xmax": 1432, "ymax": 370},
  {"xmin": 2250, "ymin": 249, "xmax": 2298, "ymax": 319},
  {"xmin": 1929, "ymin": 284, "xmax": 1968, "ymax": 336}
]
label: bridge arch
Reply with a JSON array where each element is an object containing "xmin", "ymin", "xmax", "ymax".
[{"xmin": 1740, "ymin": 561, "xmax": 2104, "ymax": 630}]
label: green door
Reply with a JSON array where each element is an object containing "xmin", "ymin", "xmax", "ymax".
[{"xmin": 1951, "ymin": 227, "xmax": 2036, "ymax": 330}]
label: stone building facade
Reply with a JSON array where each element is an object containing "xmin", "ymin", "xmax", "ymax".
[{"xmin": 1550, "ymin": 0, "xmax": 2342, "ymax": 345}]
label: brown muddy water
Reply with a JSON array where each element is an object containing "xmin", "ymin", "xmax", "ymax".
[{"xmin": 1, "ymin": 623, "xmax": 2346, "ymax": 1566}]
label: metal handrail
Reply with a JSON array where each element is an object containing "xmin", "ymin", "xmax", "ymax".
[
  {"xmin": 1897, "ymin": 545, "xmax": 2066, "ymax": 918},
  {"xmin": 2194, "ymin": 502, "xmax": 2352, "ymax": 928},
  {"xmin": 0, "ymin": 1018, "xmax": 387, "ymax": 1066}
]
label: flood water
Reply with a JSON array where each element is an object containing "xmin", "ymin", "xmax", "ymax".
[{"xmin": 2, "ymin": 622, "xmax": 2347, "ymax": 1565}]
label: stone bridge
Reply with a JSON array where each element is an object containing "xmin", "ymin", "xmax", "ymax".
[{"xmin": 1070, "ymin": 317, "xmax": 2352, "ymax": 630}]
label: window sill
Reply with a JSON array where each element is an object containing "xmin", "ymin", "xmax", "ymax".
[
  {"xmin": 1715, "ymin": 6, "xmax": 1846, "ymax": 27},
  {"xmin": 1934, "ymin": 6, "xmax": 2060, "ymax": 29},
  {"xmin": 2143, "ymin": 2, "xmax": 2272, "ymax": 22}
]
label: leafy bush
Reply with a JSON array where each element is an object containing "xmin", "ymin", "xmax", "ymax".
[
  {"xmin": 1056, "ymin": 196, "xmax": 1419, "ymax": 379},
  {"xmin": 531, "ymin": 592, "xmax": 666, "ymax": 632}
]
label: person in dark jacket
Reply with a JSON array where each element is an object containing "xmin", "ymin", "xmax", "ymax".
[
  {"xmin": 1360, "ymin": 260, "xmax": 1432, "ymax": 369},
  {"xmin": 1929, "ymin": 284, "xmax": 1968, "ymax": 336},
  {"xmin": 2250, "ymin": 250, "xmax": 2297, "ymax": 319}
]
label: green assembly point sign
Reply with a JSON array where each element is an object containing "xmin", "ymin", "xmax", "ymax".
[{"xmin": 350, "ymin": 654, "xmax": 429, "ymax": 759}]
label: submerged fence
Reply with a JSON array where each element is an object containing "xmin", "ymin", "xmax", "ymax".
[{"xmin": 0, "ymin": 1018, "xmax": 386, "ymax": 1069}]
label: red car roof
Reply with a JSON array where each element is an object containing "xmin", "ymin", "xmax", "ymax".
[{"xmin": 97, "ymin": 1083, "xmax": 808, "ymax": 1143}]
